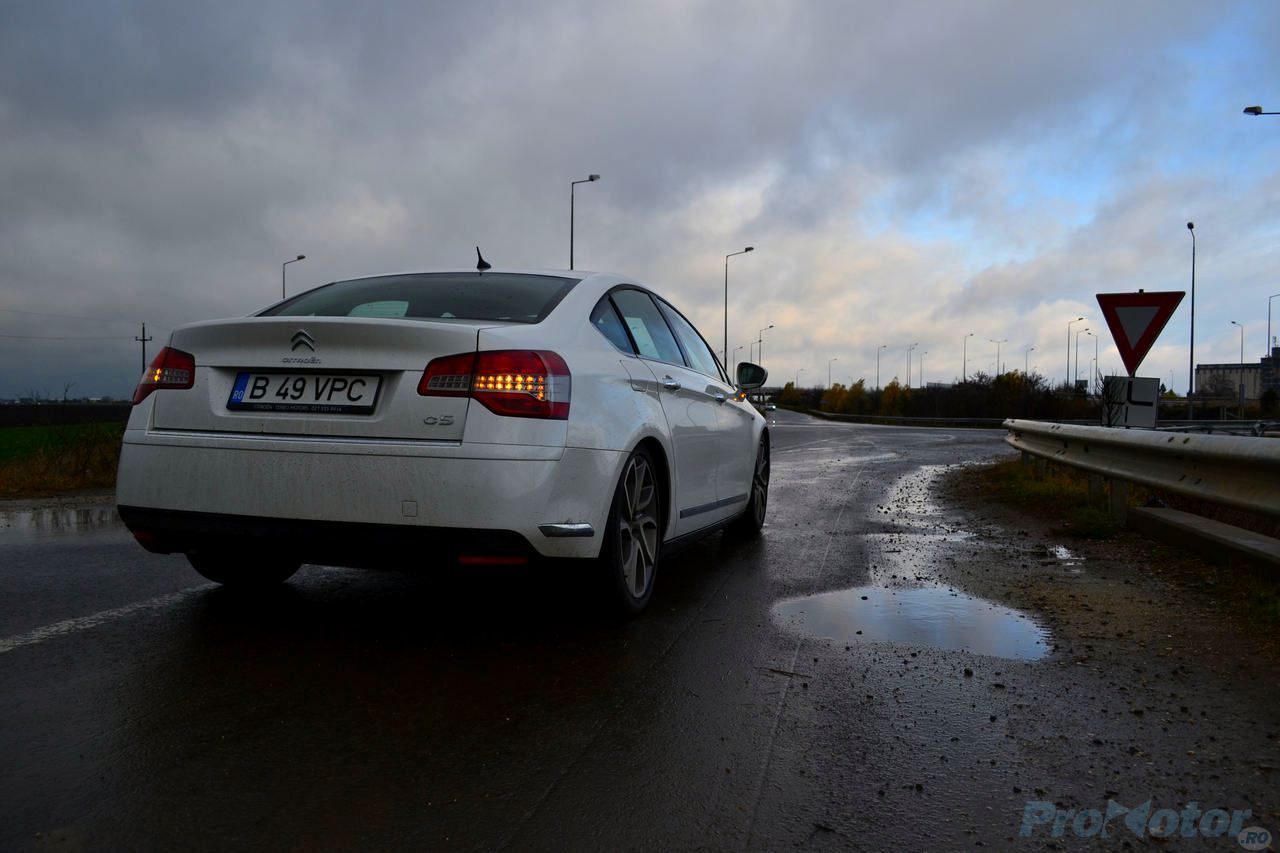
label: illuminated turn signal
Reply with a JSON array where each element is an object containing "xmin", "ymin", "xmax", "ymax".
[
  {"xmin": 132, "ymin": 347, "xmax": 195, "ymax": 405},
  {"xmin": 419, "ymin": 350, "xmax": 570, "ymax": 419}
]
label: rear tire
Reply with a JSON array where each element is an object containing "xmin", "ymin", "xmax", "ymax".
[
  {"xmin": 186, "ymin": 551, "xmax": 300, "ymax": 588},
  {"xmin": 599, "ymin": 447, "xmax": 662, "ymax": 615},
  {"xmin": 731, "ymin": 434, "xmax": 769, "ymax": 536}
]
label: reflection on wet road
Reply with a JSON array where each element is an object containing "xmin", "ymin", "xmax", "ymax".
[
  {"xmin": 0, "ymin": 501, "xmax": 122, "ymax": 540},
  {"xmin": 773, "ymin": 585, "xmax": 1049, "ymax": 659}
]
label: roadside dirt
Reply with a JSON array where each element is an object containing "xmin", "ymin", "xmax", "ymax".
[{"xmin": 926, "ymin": 464, "xmax": 1280, "ymax": 843}]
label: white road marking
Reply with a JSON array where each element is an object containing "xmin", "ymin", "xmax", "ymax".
[{"xmin": 0, "ymin": 585, "xmax": 214, "ymax": 655}]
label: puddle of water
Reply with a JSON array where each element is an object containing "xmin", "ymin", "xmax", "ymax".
[
  {"xmin": 773, "ymin": 585, "xmax": 1050, "ymax": 660},
  {"xmin": 0, "ymin": 505, "xmax": 123, "ymax": 540}
]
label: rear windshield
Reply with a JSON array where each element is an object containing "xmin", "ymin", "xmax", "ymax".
[{"xmin": 260, "ymin": 273, "xmax": 578, "ymax": 324}]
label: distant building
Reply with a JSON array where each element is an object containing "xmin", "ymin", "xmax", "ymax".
[{"xmin": 1195, "ymin": 345, "xmax": 1279, "ymax": 401}]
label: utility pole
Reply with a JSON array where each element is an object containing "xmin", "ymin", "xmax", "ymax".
[{"xmin": 135, "ymin": 322, "xmax": 153, "ymax": 376}]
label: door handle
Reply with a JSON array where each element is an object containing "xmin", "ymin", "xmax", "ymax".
[{"xmin": 662, "ymin": 376, "xmax": 682, "ymax": 391}]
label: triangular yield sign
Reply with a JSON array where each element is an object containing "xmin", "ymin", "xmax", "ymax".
[{"xmin": 1095, "ymin": 290, "xmax": 1184, "ymax": 376}]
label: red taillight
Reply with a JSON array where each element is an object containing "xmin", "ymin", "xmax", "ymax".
[
  {"xmin": 418, "ymin": 350, "xmax": 571, "ymax": 420},
  {"xmin": 132, "ymin": 347, "xmax": 195, "ymax": 405}
]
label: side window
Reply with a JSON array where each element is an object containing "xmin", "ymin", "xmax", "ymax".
[
  {"xmin": 610, "ymin": 290, "xmax": 687, "ymax": 367},
  {"xmin": 657, "ymin": 300, "xmax": 725, "ymax": 381},
  {"xmin": 589, "ymin": 298, "xmax": 635, "ymax": 353}
]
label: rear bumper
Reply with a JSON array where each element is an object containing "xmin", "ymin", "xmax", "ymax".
[
  {"xmin": 115, "ymin": 430, "xmax": 622, "ymax": 559},
  {"xmin": 117, "ymin": 506, "xmax": 539, "ymax": 568}
]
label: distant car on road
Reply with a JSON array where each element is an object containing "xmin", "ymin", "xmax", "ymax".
[
  {"xmin": 765, "ymin": 403, "xmax": 777, "ymax": 411},
  {"xmin": 117, "ymin": 269, "xmax": 770, "ymax": 613}
]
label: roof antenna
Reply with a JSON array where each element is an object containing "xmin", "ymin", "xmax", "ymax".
[{"xmin": 475, "ymin": 247, "xmax": 491, "ymax": 272}]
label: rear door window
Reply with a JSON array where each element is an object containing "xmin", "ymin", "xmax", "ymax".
[{"xmin": 610, "ymin": 290, "xmax": 686, "ymax": 366}]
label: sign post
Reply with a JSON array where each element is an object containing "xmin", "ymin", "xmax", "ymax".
[{"xmin": 1096, "ymin": 290, "xmax": 1185, "ymax": 428}]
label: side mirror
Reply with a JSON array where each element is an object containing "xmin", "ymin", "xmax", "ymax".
[{"xmin": 736, "ymin": 361, "xmax": 768, "ymax": 390}]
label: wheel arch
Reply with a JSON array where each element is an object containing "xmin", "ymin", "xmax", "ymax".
[{"xmin": 633, "ymin": 435, "xmax": 672, "ymax": 540}]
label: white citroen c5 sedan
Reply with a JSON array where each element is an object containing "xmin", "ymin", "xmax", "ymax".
[{"xmin": 117, "ymin": 269, "xmax": 770, "ymax": 612}]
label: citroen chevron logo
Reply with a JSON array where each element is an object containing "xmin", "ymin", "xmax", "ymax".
[{"xmin": 291, "ymin": 329, "xmax": 315, "ymax": 352}]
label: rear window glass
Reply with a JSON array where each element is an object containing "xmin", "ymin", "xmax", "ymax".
[
  {"xmin": 261, "ymin": 273, "xmax": 578, "ymax": 324},
  {"xmin": 590, "ymin": 298, "xmax": 635, "ymax": 353}
]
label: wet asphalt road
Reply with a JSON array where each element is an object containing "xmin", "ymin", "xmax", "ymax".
[{"xmin": 0, "ymin": 412, "xmax": 1110, "ymax": 850}]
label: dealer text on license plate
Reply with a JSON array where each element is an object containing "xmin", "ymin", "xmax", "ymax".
[{"xmin": 228, "ymin": 373, "xmax": 381, "ymax": 414}]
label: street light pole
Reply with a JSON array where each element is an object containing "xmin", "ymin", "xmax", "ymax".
[
  {"xmin": 733, "ymin": 345, "xmax": 745, "ymax": 367},
  {"xmin": 1187, "ymin": 222, "xmax": 1196, "ymax": 419},
  {"xmin": 1231, "ymin": 321, "xmax": 1245, "ymax": 418},
  {"xmin": 756, "ymin": 324, "xmax": 774, "ymax": 365},
  {"xmin": 1092, "ymin": 333, "xmax": 1099, "ymax": 394},
  {"xmin": 569, "ymin": 174, "xmax": 601, "ymax": 270},
  {"xmin": 906, "ymin": 343, "xmax": 918, "ymax": 389},
  {"xmin": 827, "ymin": 357, "xmax": 838, "ymax": 388},
  {"xmin": 1074, "ymin": 327, "xmax": 1090, "ymax": 385},
  {"xmin": 920, "ymin": 352, "xmax": 927, "ymax": 387},
  {"xmin": 962, "ymin": 332, "xmax": 974, "ymax": 383},
  {"xmin": 1066, "ymin": 317, "xmax": 1084, "ymax": 388},
  {"xmin": 1268, "ymin": 293, "xmax": 1280, "ymax": 358},
  {"xmin": 1025, "ymin": 345, "xmax": 1035, "ymax": 377},
  {"xmin": 990, "ymin": 339, "xmax": 1007, "ymax": 377},
  {"xmin": 876, "ymin": 344, "xmax": 887, "ymax": 390},
  {"xmin": 795, "ymin": 367, "xmax": 804, "ymax": 388},
  {"xmin": 282, "ymin": 255, "xmax": 305, "ymax": 299},
  {"xmin": 723, "ymin": 247, "xmax": 754, "ymax": 367}
]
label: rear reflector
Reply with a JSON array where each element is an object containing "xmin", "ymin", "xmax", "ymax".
[
  {"xmin": 419, "ymin": 350, "xmax": 570, "ymax": 419},
  {"xmin": 132, "ymin": 347, "xmax": 196, "ymax": 405}
]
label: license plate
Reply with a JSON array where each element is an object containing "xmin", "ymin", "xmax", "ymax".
[{"xmin": 228, "ymin": 372, "xmax": 382, "ymax": 414}]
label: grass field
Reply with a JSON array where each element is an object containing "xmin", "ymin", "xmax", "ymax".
[{"xmin": 0, "ymin": 422, "xmax": 125, "ymax": 498}]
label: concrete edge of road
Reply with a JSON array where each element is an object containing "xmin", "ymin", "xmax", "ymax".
[{"xmin": 1127, "ymin": 506, "xmax": 1280, "ymax": 573}]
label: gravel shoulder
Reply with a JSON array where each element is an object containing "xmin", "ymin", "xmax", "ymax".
[{"xmin": 932, "ymin": 464, "xmax": 1280, "ymax": 844}]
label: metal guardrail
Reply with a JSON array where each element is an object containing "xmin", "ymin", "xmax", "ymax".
[{"xmin": 1003, "ymin": 419, "xmax": 1280, "ymax": 517}]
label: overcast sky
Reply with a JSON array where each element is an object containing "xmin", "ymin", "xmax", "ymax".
[{"xmin": 3, "ymin": 0, "xmax": 1279, "ymax": 399}]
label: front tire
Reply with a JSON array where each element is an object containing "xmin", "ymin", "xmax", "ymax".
[
  {"xmin": 732, "ymin": 434, "xmax": 769, "ymax": 536},
  {"xmin": 186, "ymin": 551, "xmax": 300, "ymax": 588},
  {"xmin": 599, "ymin": 447, "xmax": 662, "ymax": 614}
]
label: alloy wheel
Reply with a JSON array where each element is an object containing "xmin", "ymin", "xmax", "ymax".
[{"xmin": 617, "ymin": 455, "xmax": 659, "ymax": 598}]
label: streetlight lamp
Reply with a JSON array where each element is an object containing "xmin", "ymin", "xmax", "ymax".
[
  {"xmin": 282, "ymin": 254, "xmax": 305, "ymax": 299},
  {"xmin": 1187, "ymin": 221, "xmax": 1196, "ymax": 419},
  {"xmin": 569, "ymin": 174, "xmax": 600, "ymax": 270},
  {"xmin": 827, "ymin": 357, "xmax": 838, "ymax": 388},
  {"xmin": 962, "ymin": 332, "xmax": 974, "ymax": 383},
  {"xmin": 1243, "ymin": 105, "xmax": 1280, "ymax": 115},
  {"xmin": 1066, "ymin": 317, "xmax": 1084, "ymax": 388},
  {"xmin": 906, "ymin": 342, "xmax": 918, "ymax": 389},
  {"xmin": 876, "ymin": 344, "xmax": 888, "ymax": 390},
  {"xmin": 990, "ymin": 339, "xmax": 1007, "ymax": 377},
  {"xmin": 1024, "ymin": 345, "xmax": 1035, "ymax": 377},
  {"xmin": 1074, "ymin": 327, "xmax": 1090, "ymax": 386},
  {"xmin": 723, "ymin": 247, "xmax": 754, "ymax": 366},
  {"xmin": 1231, "ymin": 321, "xmax": 1245, "ymax": 418}
]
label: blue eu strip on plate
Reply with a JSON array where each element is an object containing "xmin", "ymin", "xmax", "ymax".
[{"xmin": 229, "ymin": 372, "xmax": 248, "ymax": 403}]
